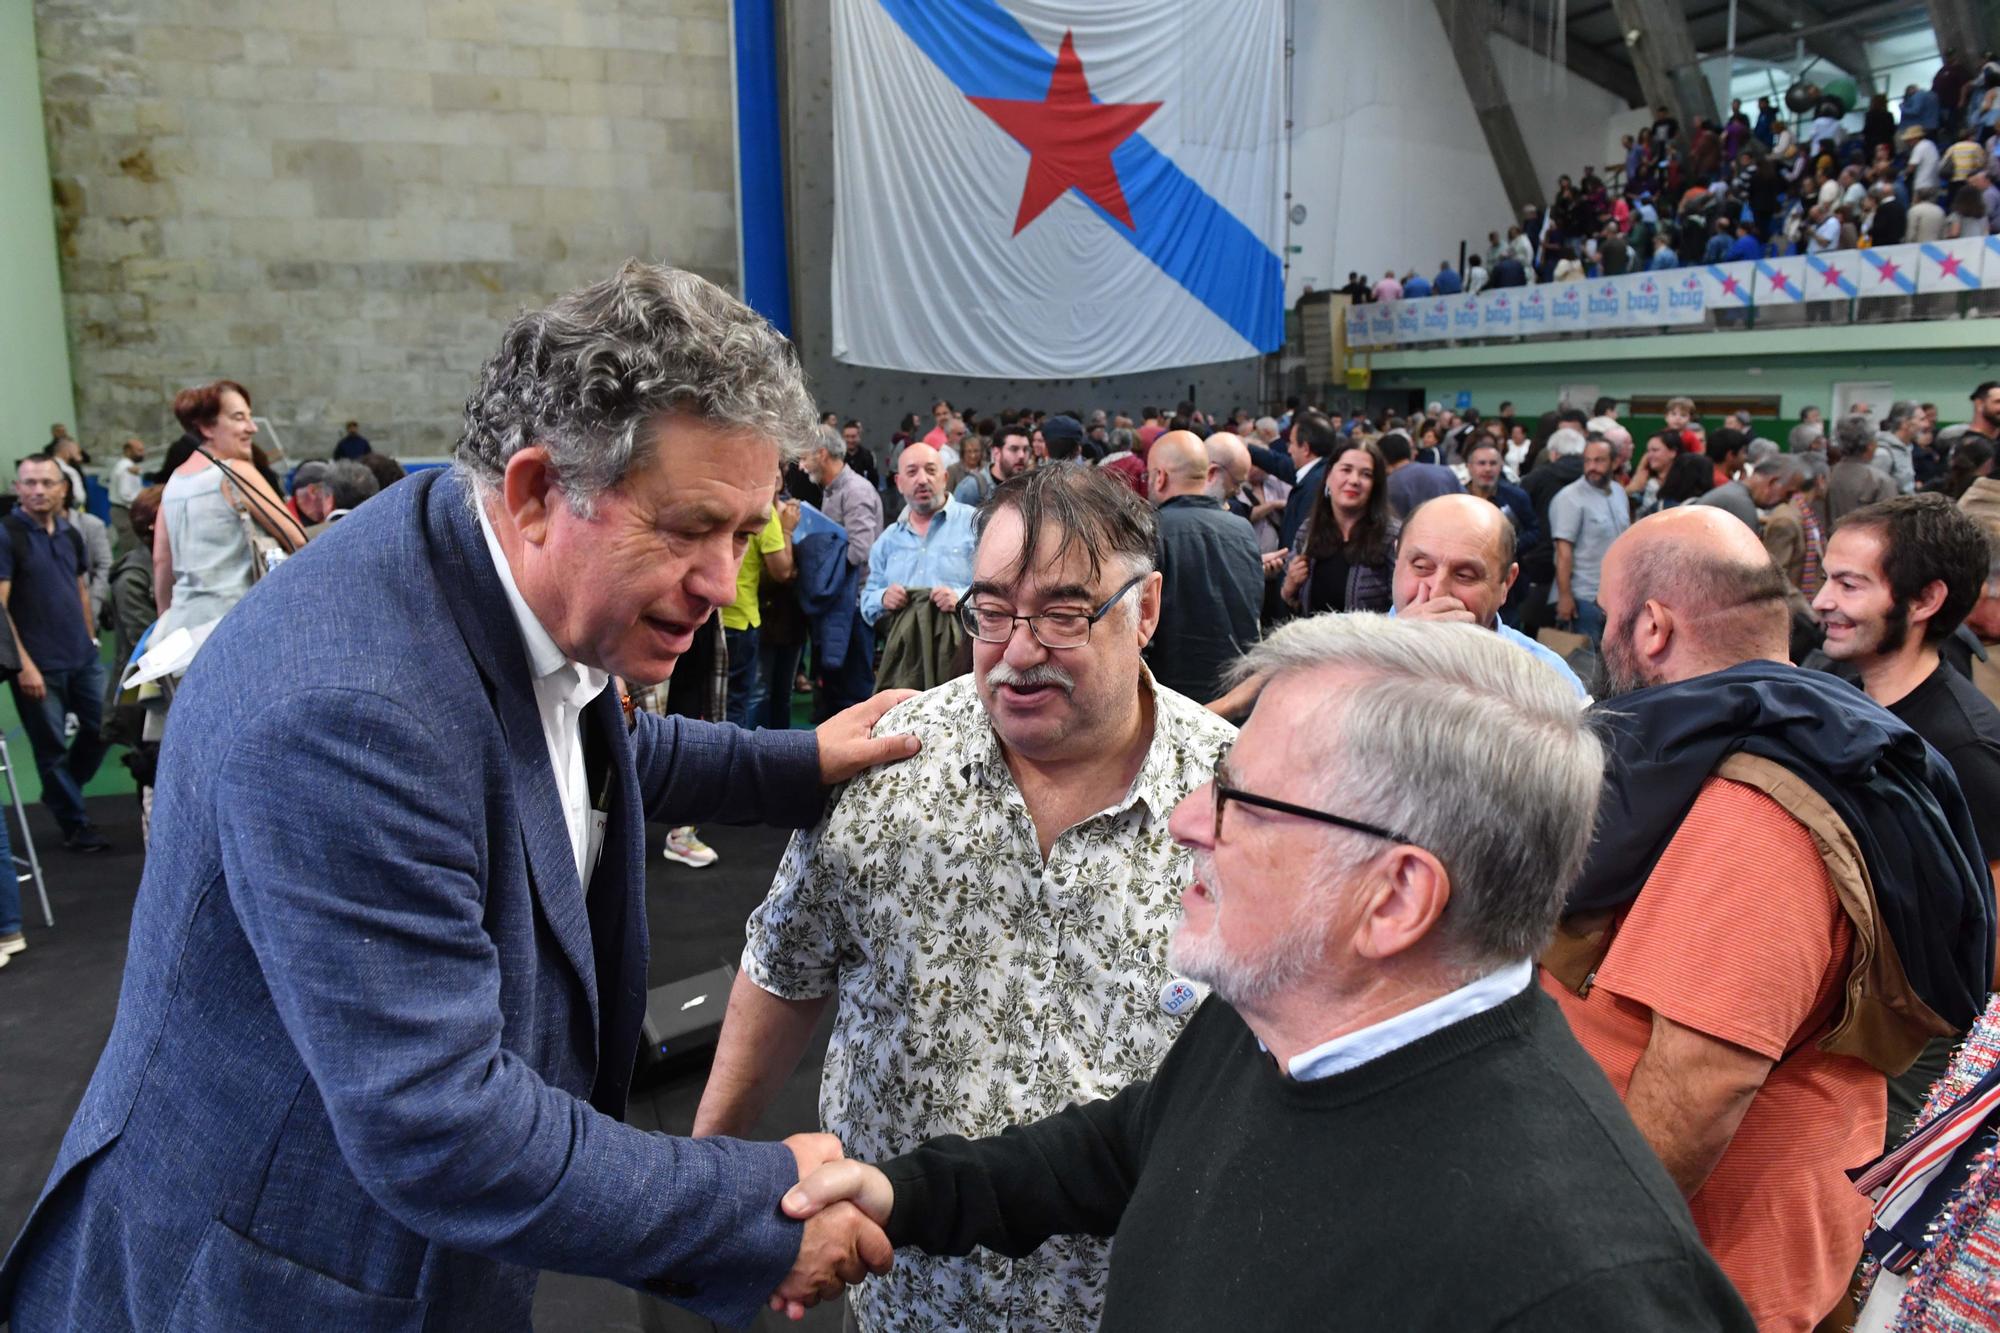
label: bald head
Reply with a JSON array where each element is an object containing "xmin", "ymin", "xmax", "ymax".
[
  {"xmin": 1204, "ymin": 431, "xmax": 1250, "ymax": 500},
  {"xmin": 895, "ymin": 442, "xmax": 947, "ymax": 516},
  {"xmin": 1598, "ymin": 506, "xmax": 1792, "ymax": 694},
  {"xmin": 1394, "ymin": 495, "xmax": 1519, "ymax": 627},
  {"xmin": 1147, "ymin": 430, "xmax": 1213, "ymax": 504}
]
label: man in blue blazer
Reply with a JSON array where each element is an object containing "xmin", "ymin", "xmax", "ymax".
[{"xmin": 0, "ymin": 264, "xmax": 916, "ymax": 1329}]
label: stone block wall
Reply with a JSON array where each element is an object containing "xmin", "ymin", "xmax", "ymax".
[{"xmin": 34, "ymin": 0, "xmax": 737, "ymax": 461}]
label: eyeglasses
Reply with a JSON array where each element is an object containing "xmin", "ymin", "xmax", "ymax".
[
  {"xmin": 1210, "ymin": 747, "xmax": 1417, "ymax": 848},
  {"xmin": 959, "ymin": 572, "xmax": 1149, "ymax": 650}
]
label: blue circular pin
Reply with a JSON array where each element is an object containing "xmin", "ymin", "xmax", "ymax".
[{"xmin": 1158, "ymin": 979, "xmax": 1198, "ymax": 1016}]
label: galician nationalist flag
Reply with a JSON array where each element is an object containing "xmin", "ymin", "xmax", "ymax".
[{"xmin": 831, "ymin": 0, "xmax": 1285, "ymax": 377}]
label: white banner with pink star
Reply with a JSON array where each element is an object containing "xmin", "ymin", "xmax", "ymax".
[
  {"xmin": 1343, "ymin": 240, "xmax": 1997, "ymax": 349},
  {"xmin": 830, "ymin": 0, "xmax": 1285, "ymax": 377}
]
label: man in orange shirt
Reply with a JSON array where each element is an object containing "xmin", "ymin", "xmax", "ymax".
[{"xmin": 1540, "ymin": 506, "xmax": 1993, "ymax": 1332}]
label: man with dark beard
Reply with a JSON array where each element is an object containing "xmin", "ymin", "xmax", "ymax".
[
  {"xmin": 1810, "ymin": 494, "xmax": 2000, "ymax": 1139},
  {"xmin": 1543, "ymin": 506, "xmax": 1993, "ymax": 1331}
]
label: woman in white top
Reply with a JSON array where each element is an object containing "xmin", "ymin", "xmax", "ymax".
[{"xmin": 153, "ymin": 379, "xmax": 305, "ymax": 639}]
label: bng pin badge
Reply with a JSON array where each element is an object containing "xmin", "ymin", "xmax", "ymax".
[{"xmin": 1158, "ymin": 978, "xmax": 1198, "ymax": 1016}]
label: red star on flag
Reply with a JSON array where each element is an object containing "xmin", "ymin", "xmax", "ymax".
[
  {"xmin": 1770, "ymin": 274, "xmax": 1793, "ymax": 296},
  {"xmin": 1874, "ymin": 258, "xmax": 1900, "ymax": 284},
  {"xmin": 1821, "ymin": 263, "xmax": 1847, "ymax": 288},
  {"xmin": 968, "ymin": 31, "xmax": 1162, "ymax": 235},
  {"xmin": 1938, "ymin": 253, "xmax": 1965, "ymax": 279},
  {"xmin": 1720, "ymin": 276, "xmax": 1741, "ymax": 297}
]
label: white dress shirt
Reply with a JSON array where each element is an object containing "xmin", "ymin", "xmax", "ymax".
[
  {"xmin": 476, "ymin": 502, "xmax": 610, "ymax": 883},
  {"xmin": 1285, "ymin": 958, "xmax": 1535, "ymax": 1081}
]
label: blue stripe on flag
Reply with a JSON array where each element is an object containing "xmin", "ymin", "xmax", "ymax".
[
  {"xmin": 874, "ymin": 0, "xmax": 1282, "ymax": 352},
  {"xmin": 1755, "ymin": 259, "xmax": 1798, "ymax": 300},
  {"xmin": 1922, "ymin": 243, "xmax": 1981, "ymax": 289},
  {"xmin": 1807, "ymin": 255, "xmax": 1856, "ymax": 298},
  {"xmin": 1864, "ymin": 253, "xmax": 1918, "ymax": 295},
  {"xmin": 1705, "ymin": 265, "xmax": 1751, "ymax": 305}
]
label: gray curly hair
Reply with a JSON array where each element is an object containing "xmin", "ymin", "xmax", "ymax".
[{"xmin": 455, "ymin": 261, "xmax": 818, "ymax": 514}]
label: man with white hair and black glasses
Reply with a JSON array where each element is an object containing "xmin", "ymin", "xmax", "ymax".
[
  {"xmin": 775, "ymin": 614, "xmax": 1754, "ymax": 1330},
  {"xmin": 700, "ymin": 464, "xmax": 1238, "ymax": 1332}
]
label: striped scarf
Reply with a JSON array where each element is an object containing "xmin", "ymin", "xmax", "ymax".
[{"xmin": 1797, "ymin": 499, "xmax": 1826, "ymax": 599}]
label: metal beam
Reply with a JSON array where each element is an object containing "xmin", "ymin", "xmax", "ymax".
[
  {"xmin": 1926, "ymin": 0, "xmax": 2000, "ymax": 65},
  {"xmin": 1732, "ymin": 0, "xmax": 1875, "ymax": 86},
  {"xmin": 1432, "ymin": 0, "xmax": 1545, "ymax": 215},
  {"xmin": 1609, "ymin": 0, "xmax": 1723, "ymax": 129},
  {"xmin": 1486, "ymin": 1, "xmax": 1645, "ymax": 105}
]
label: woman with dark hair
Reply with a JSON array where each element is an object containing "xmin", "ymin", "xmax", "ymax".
[
  {"xmin": 1281, "ymin": 439, "xmax": 1397, "ymax": 615},
  {"xmin": 154, "ymin": 379, "xmax": 305, "ymax": 639},
  {"xmin": 1657, "ymin": 451, "xmax": 1718, "ymax": 508},
  {"xmin": 1948, "ymin": 183, "xmax": 1991, "ymax": 239},
  {"xmin": 1945, "ymin": 437, "xmax": 1996, "ymax": 500}
]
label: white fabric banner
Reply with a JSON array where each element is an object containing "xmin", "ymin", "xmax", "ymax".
[
  {"xmin": 1918, "ymin": 238, "xmax": 1989, "ymax": 294},
  {"xmin": 1545, "ymin": 281, "xmax": 1587, "ymax": 333},
  {"xmin": 830, "ymin": 0, "xmax": 1285, "ymax": 376},
  {"xmin": 1700, "ymin": 261, "xmax": 1757, "ymax": 309},
  {"xmin": 1858, "ymin": 243, "xmax": 1923, "ymax": 298},
  {"xmin": 1578, "ymin": 278, "xmax": 1620, "ymax": 330},
  {"xmin": 1662, "ymin": 268, "xmax": 1708, "ymax": 320},
  {"xmin": 1513, "ymin": 286, "xmax": 1551, "ymax": 335},
  {"xmin": 1755, "ymin": 256, "xmax": 1807, "ymax": 304},
  {"xmin": 1801, "ymin": 250, "xmax": 1862, "ymax": 302}
]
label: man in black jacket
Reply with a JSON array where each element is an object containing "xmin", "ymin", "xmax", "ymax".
[
  {"xmin": 777, "ymin": 615, "xmax": 1755, "ymax": 1332},
  {"xmin": 1143, "ymin": 431, "xmax": 1261, "ymax": 704},
  {"xmin": 1513, "ymin": 426, "xmax": 1587, "ymax": 630}
]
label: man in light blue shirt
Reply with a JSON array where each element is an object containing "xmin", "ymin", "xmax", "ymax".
[
  {"xmin": 1392, "ymin": 494, "xmax": 1589, "ymax": 700},
  {"xmin": 861, "ymin": 443, "xmax": 978, "ymax": 625}
]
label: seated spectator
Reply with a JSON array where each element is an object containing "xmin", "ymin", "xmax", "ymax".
[
  {"xmin": 1282, "ymin": 439, "xmax": 1396, "ymax": 616},
  {"xmin": 780, "ymin": 614, "xmax": 1755, "ymax": 1331},
  {"xmin": 1552, "ymin": 505, "xmax": 1993, "ymax": 1329}
]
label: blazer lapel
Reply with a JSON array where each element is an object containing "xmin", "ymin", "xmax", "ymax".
[{"xmin": 421, "ymin": 471, "xmax": 600, "ymax": 1038}]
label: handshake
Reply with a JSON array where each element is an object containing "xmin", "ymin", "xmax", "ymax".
[{"xmin": 770, "ymin": 1133, "xmax": 899, "ymax": 1321}]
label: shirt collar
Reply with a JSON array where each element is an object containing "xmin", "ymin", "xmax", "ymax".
[
  {"xmin": 960, "ymin": 665, "xmax": 1192, "ymax": 820},
  {"xmin": 1284, "ymin": 958, "xmax": 1535, "ymax": 1081},
  {"xmin": 894, "ymin": 494, "xmax": 953, "ymax": 530},
  {"xmin": 475, "ymin": 497, "xmax": 610, "ymax": 707}
]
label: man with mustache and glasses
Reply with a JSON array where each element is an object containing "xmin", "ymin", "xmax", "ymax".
[
  {"xmin": 697, "ymin": 465, "xmax": 1236, "ymax": 1332},
  {"xmin": 775, "ymin": 615, "xmax": 1752, "ymax": 1331}
]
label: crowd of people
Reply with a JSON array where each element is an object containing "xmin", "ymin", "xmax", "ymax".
[
  {"xmin": 10, "ymin": 262, "xmax": 2000, "ymax": 1333},
  {"xmin": 1337, "ymin": 51, "xmax": 2000, "ymax": 300}
]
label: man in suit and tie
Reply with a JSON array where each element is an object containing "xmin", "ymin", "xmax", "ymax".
[{"xmin": 1, "ymin": 263, "xmax": 915, "ymax": 1329}]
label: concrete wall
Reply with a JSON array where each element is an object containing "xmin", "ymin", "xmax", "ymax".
[
  {"xmin": 3, "ymin": 2, "xmax": 78, "ymax": 459},
  {"xmin": 1288, "ymin": 8, "xmax": 1630, "ymax": 304},
  {"xmin": 776, "ymin": 1, "xmax": 1263, "ymax": 433},
  {"xmin": 34, "ymin": 0, "xmax": 738, "ymax": 459}
]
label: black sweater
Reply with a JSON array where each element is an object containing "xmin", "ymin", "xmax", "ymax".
[{"xmin": 882, "ymin": 986, "xmax": 1753, "ymax": 1332}]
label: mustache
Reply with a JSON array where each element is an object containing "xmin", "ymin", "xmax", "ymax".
[{"xmin": 985, "ymin": 661, "xmax": 1077, "ymax": 695}]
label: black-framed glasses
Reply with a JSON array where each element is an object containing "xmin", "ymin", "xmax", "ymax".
[
  {"xmin": 1211, "ymin": 747, "xmax": 1417, "ymax": 847},
  {"xmin": 959, "ymin": 571, "xmax": 1148, "ymax": 649}
]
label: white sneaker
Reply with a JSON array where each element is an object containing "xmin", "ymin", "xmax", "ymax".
[
  {"xmin": 0, "ymin": 931, "xmax": 23, "ymax": 956},
  {"xmin": 661, "ymin": 827, "xmax": 718, "ymax": 868}
]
